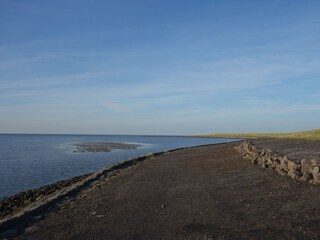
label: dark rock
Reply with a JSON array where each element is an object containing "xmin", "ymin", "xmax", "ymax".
[{"xmin": 301, "ymin": 159, "xmax": 311, "ymax": 175}]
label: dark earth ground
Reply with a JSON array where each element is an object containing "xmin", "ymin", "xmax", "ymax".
[{"xmin": 2, "ymin": 139, "xmax": 320, "ymax": 240}]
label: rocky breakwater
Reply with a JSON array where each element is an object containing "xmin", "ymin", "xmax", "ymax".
[{"xmin": 235, "ymin": 141, "xmax": 320, "ymax": 184}]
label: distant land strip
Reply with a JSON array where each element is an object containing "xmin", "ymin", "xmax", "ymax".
[{"xmin": 200, "ymin": 128, "xmax": 320, "ymax": 141}]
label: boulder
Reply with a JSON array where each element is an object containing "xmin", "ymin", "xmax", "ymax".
[
  {"xmin": 300, "ymin": 172, "xmax": 311, "ymax": 182},
  {"xmin": 242, "ymin": 141, "xmax": 251, "ymax": 152},
  {"xmin": 276, "ymin": 166, "xmax": 287, "ymax": 176},
  {"xmin": 288, "ymin": 160, "xmax": 300, "ymax": 171},
  {"xmin": 301, "ymin": 159, "xmax": 311, "ymax": 175},
  {"xmin": 259, "ymin": 149, "xmax": 266, "ymax": 157},
  {"xmin": 249, "ymin": 152, "xmax": 259, "ymax": 164},
  {"xmin": 313, "ymin": 172, "xmax": 320, "ymax": 185},
  {"xmin": 264, "ymin": 151, "xmax": 272, "ymax": 160},
  {"xmin": 261, "ymin": 162, "xmax": 268, "ymax": 169},
  {"xmin": 251, "ymin": 145, "xmax": 258, "ymax": 151},
  {"xmin": 310, "ymin": 159, "xmax": 319, "ymax": 168},
  {"xmin": 287, "ymin": 168, "xmax": 301, "ymax": 180},
  {"xmin": 279, "ymin": 155, "xmax": 288, "ymax": 163},
  {"xmin": 259, "ymin": 157, "xmax": 269, "ymax": 167},
  {"xmin": 279, "ymin": 160, "xmax": 289, "ymax": 172},
  {"xmin": 251, "ymin": 156, "xmax": 258, "ymax": 164},
  {"xmin": 312, "ymin": 167, "xmax": 319, "ymax": 180},
  {"xmin": 267, "ymin": 158, "xmax": 276, "ymax": 169},
  {"xmin": 243, "ymin": 154, "xmax": 251, "ymax": 160}
]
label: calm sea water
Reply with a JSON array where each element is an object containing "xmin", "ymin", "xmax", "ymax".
[{"xmin": 0, "ymin": 134, "xmax": 238, "ymax": 199}]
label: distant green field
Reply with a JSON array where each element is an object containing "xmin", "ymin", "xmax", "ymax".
[{"xmin": 204, "ymin": 129, "xmax": 320, "ymax": 141}]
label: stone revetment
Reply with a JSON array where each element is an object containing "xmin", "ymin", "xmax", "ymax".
[{"xmin": 235, "ymin": 141, "xmax": 320, "ymax": 184}]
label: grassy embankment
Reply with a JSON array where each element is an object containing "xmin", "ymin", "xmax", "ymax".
[{"xmin": 204, "ymin": 129, "xmax": 320, "ymax": 141}]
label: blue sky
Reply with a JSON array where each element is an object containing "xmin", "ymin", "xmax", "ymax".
[{"xmin": 1, "ymin": 0, "xmax": 320, "ymax": 135}]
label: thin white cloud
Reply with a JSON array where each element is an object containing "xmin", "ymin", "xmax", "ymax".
[
  {"xmin": 0, "ymin": 72, "xmax": 95, "ymax": 90},
  {"xmin": 1, "ymin": 51, "xmax": 319, "ymax": 115}
]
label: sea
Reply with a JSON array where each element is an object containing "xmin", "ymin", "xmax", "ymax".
[{"xmin": 0, "ymin": 134, "xmax": 238, "ymax": 199}]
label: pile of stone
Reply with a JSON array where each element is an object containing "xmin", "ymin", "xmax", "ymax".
[{"xmin": 235, "ymin": 141, "xmax": 320, "ymax": 185}]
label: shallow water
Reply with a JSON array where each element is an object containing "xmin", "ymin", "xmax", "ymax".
[{"xmin": 0, "ymin": 134, "xmax": 238, "ymax": 199}]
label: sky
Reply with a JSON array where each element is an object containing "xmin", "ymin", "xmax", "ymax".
[{"xmin": 0, "ymin": 0, "xmax": 320, "ymax": 135}]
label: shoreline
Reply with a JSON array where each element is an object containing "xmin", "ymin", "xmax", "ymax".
[
  {"xmin": 2, "ymin": 138, "xmax": 320, "ymax": 239},
  {"xmin": 0, "ymin": 135, "xmax": 235, "ymax": 200},
  {"xmin": 0, "ymin": 141, "xmax": 240, "ymax": 231},
  {"xmin": 9, "ymin": 138, "xmax": 320, "ymax": 240}
]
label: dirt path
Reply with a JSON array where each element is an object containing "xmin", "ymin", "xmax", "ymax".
[{"xmin": 8, "ymin": 141, "xmax": 320, "ymax": 239}]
